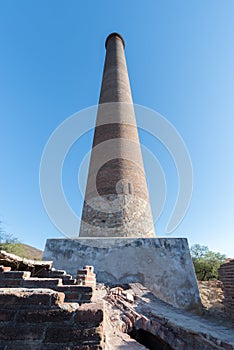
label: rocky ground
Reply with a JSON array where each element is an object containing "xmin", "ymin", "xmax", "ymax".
[
  {"xmin": 198, "ymin": 280, "xmax": 228, "ymax": 324},
  {"xmin": 198, "ymin": 280, "xmax": 224, "ymax": 309}
]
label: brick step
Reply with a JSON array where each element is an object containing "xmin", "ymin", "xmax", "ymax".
[
  {"xmin": 35, "ymin": 270, "xmax": 67, "ymax": 278},
  {"xmin": 64, "ymin": 293, "xmax": 92, "ymax": 303},
  {"xmin": 0, "ymin": 279, "xmax": 22, "ymax": 287},
  {"xmin": 56, "ymin": 286, "xmax": 92, "ymax": 303},
  {"xmin": 61, "ymin": 275, "xmax": 75, "ymax": 283},
  {"xmin": 77, "ymin": 270, "xmax": 94, "ymax": 276},
  {"xmin": 62, "ymin": 279, "xmax": 77, "ymax": 285},
  {"xmin": 77, "ymin": 282, "xmax": 96, "ymax": 288},
  {"xmin": 35, "ymin": 271, "xmax": 76, "ymax": 285},
  {"xmin": 77, "ymin": 276, "xmax": 96, "ymax": 282},
  {"xmin": 56, "ymin": 286, "xmax": 92, "ymax": 292},
  {"xmin": 61, "ymin": 274, "xmax": 73, "ymax": 280},
  {"xmin": 0, "ymin": 266, "xmax": 11, "ymax": 272},
  {"xmin": 0, "ymin": 271, "xmax": 31, "ymax": 279},
  {"xmin": 22, "ymin": 278, "xmax": 63, "ymax": 288},
  {"xmin": 0, "ymin": 276, "xmax": 77, "ymax": 289},
  {"xmin": 76, "ymin": 266, "xmax": 96, "ymax": 289},
  {"xmin": 0, "ymin": 288, "xmax": 65, "ymax": 308}
]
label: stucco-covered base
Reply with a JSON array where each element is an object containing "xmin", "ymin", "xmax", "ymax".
[{"xmin": 43, "ymin": 237, "xmax": 201, "ymax": 311}]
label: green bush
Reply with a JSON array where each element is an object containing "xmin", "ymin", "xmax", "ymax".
[{"xmin": 190, "ymin": 244, "xmax": 226, "ymax": 280}]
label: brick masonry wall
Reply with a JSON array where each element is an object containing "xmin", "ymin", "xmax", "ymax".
[
  {"xmin": 107, "ymin": 284, "xmax": 234, "ymax": 350},
  {"xmin": 80, "ymin": 194, "xmax": 155, "ymax": 238},
  {"xmin": 219, "ymin": 259, "xmax": 234, "ymax": 321},
  {"xmin": 76, "ymin": 266, "xmax": 96, "ymax": 289},
  {"xmin": 0, "ymin": 288, "xmax": 104, "ymax": 350}
]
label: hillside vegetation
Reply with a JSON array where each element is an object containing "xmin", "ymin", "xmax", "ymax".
[{"xmin": 0, "ymin": 243, "xmax": 42, "ymax": 260}]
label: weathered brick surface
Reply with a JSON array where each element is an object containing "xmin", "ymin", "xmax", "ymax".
[
  {"xmin": 76, "ymin": 266, "xmax": 96, "ymax": 290},
  {"xmin": 57, "ymin": 286, "xmax": 92, "ymax": 293},
  {"xmin": 0, "ymin": 266, "xmax": 11, "ymax": 272},
  {"xmin": 0, "ymin": 309, "xmax": 15, "ymax": 321},
  {"xmin": 56, "ymin": 285, "xmax": 93, "ymax": 303},
  {"xmin": 45, "ymin": 325, "xmax": 102, "ymax": 342},
  {"xmin": 5, "ymin": 345, "xmax": 41, "ymax": 350},
  {"xmin": 34, "ymin": 270, "xmax": 77, "ymax": 285},
  {"xmin": 0, "ymin": 271, "xmax": 31, "ymax": 279},
  {"xmin": 0, "ymin": 268, "xmax": 93, "ymax": 303},
  {"xmin": 63, "ymin": 292, "xmax": 92, "ymax": 302},
  {"xmin": 36, "ymin": 269, "xmax": 66, "ymax": 277},
  {"xmin": 22, "ymin": 277, "xmax": 63, "ymax": 288},
  {"xmin": 79, "ymin": 33, "xmax": 155, "ymax": 238},
  {"xmin": 0, "ymin": 278, "xmax": 22, "ymax": 287},
  {"xmin": 219, "ymin": 259, "xmax": 234, "ymax": 321},
  {"xmin": 107, "ymin": 284, "xmax": 234, "ymax": 350},
  {"xmin": 73, "ymin": 346, "xmax": 103, "ymax": 350},
  {"xmin": 0, "ymin": 289, "xmax": 64, "ymax": 308},
  {"xmin": 0, "ymin": 324, "xmax": 45, "ymax": 340},
  {"xmin": 0, "ymin": 289, "xmax": 104, "ymax": 349},
  {"xmin": 75, "ymin": 303, "xmax": 104, "ymax": 325},
  {"xmin": 63, "ymin": 278, "xmax": 76, "ymax": 285},
  {"xmin": 16, "ymin": 308, "xmax": 73, "ymax": 323}
]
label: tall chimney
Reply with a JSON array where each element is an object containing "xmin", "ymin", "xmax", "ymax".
[{"xmin": 79, "ymin": 33, "xmax": 155, "ymax": 238}]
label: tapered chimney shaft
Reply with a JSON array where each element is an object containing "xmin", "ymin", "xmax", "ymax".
[{"xmin": 79, "ymin": 33, "xmax": 155, "ymax": 238}]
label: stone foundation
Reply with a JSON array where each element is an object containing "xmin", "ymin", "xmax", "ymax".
[{"xmin": 43, "ymin": 237, "xmax": 201, "ymax": 311}]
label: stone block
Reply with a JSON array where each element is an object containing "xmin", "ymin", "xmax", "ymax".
[{"xmin": 43, "ymin": 237, "xmax": 201, "ymax": 311}]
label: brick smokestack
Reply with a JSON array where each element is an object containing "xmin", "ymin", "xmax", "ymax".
[{"xmin": 79, "ymin": 33, "xmax": 155, "ymax": 238}]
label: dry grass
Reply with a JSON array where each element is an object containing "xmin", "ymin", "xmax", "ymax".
[{"xmin": 0, "ymin": 243, "xmax": 42, "ymax": 260}]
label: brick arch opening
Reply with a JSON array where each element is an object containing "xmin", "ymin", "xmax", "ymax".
[{"xmin": 129, "ymin": 328, "xmax": 173, "ymax": 350}]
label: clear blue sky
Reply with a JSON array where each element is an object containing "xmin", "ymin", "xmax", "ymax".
[{"xmin": 0, "ymin": 1, "xmax": 233, "ymax": 256}]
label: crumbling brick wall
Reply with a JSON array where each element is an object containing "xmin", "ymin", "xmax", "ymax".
[
  {"xmin": 219, "ymin": 259, "xmax": 234, "ymax": 321},
  {"xmin": 76, "ymin": 266, "xmax": 96, "ymax": 289},
  {"xmin": 0, "ymin": 288, "xmax": 104, "ymax": 349},
  {"xmin": 0, "ymin": 267, "xmax": 94, "ymax": 304}
]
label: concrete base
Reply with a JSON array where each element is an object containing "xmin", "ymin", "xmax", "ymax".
[{"xmin": 43, "ymin": 237, "xmax": 201, "ymax": 311}]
